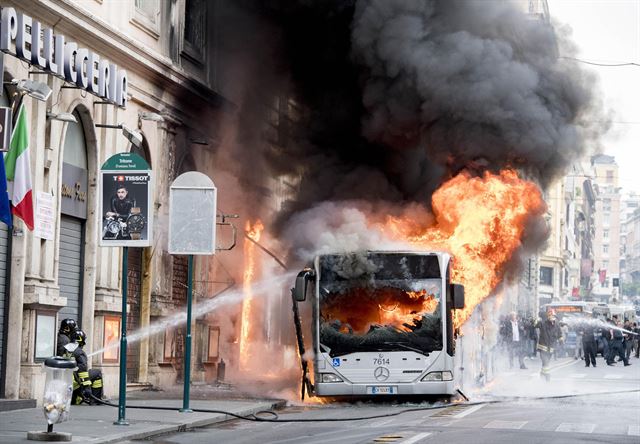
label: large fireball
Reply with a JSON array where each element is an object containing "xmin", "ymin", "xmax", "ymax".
[{"xmin": 384, "ymin": 169, "xmax": 546, "ymax": 328}]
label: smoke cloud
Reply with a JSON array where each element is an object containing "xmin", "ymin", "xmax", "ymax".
[{"xmin": 214, "ymin": 0, "xmax": 607, "ymax": 262}]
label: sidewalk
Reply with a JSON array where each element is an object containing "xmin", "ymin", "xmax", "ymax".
[{"xmin": 0, "ymin": 387, "xmax": 286, "ymax": 443}]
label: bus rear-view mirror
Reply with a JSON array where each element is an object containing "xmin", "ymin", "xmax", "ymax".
[{"xmin": 294, "ymin": 268, "xmax": 315, "ymax": 302}]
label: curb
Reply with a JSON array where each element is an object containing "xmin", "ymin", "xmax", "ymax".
[{"xmin": 88, "ymin": 400, "xmax": 287, "ymax": 444}]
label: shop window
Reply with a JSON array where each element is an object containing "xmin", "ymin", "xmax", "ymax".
[
  {"xmin": 539, "ymin": 266, "xmax": 553, "ymax": 286},
  {"xmin": 163, "ymin": 328, "xmax": 177, "ymax": 362},
  {"xmin": 183, "ymin": 0, "xmax": 206, "ymax": 62},
  {"xmin": 132, "ymin": 0, "xmax": 160, "ymax": 37},
  {"xmin": 204, "ymin": 326, "xmax": 219, "ymax": 362},
  {"xmin": 103, "ymin": 316, "xmax": 120, "ymax": 363},
  {"xmin": 35, "ymin": 312, "xmax": 56, "ymax": 361}
]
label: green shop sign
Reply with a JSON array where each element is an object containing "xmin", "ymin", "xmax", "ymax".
[{"xmin": 101, "ymin": 152, "xmax": 150, "ymax": 170}]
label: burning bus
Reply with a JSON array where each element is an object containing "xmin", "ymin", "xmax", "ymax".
[{"xmin": 292, "ymin": 251, "xmax": 464, "ymax": 398}]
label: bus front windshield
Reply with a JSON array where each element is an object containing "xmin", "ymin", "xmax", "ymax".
[{"xmin": 318, "ymin": 253, "xmax": 443, "ymax": 358}]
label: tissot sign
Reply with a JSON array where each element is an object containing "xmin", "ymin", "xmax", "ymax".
[
  {"xmin": 0, "ymin": 7, "xmax": 128, "ymax": 107},
  {"xmin": 100, "ymin": 153, "xmax": 152, "ymax": 247}
]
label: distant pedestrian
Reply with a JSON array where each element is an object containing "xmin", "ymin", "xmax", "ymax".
[
  {"xmin": 634, "ymin": 322, "xmax": 640, "ymax": 359},
  {"xmin": 623, "ymin": 320, "xmax": 633, "ymax": 361},
  {"xmin": 600, "ymin": 319, "xmax": 612, "ymax": 360},
  {"xmin": 574, "ymin": 327, "xmax": 584, "ymax": 360},
  {"xmin": 504, "ymin": 312, "xmax": 527, "ymax": 369},
  {"xmin": 580, "ymin": 323, "xmax": 597, "ymax": 368}
]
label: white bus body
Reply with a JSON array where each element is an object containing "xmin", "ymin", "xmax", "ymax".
[{"xmin": 294, "ymin": 251, "xmax": 464, "ymax": 397}]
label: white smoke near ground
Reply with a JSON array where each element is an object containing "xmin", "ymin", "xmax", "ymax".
[{"xmin": 89, "ymin": 272, "xmax": 296, "ymax": 358}]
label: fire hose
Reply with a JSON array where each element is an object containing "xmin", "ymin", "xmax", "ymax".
[{"xmin": 87, "ymin": 388, "xmax": 640, "ymax": 423}]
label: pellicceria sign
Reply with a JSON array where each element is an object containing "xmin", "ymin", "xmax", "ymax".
[{"xmin": 0, "ymin": 7, "xmax": 128, "ymax": 108}]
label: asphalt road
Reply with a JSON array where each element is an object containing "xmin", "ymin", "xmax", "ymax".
[{"xmin": 125, "ymin": 355, "xmax": 640, "ymax": 444}]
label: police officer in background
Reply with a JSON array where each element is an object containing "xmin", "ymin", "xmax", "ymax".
[{"xmin": 56, "ymin": 318, "xmax": 78, "ymax": 357}]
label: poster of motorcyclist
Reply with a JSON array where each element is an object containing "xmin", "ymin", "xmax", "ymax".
[{"xmin": 99, "ymin": 171, "xmax": 152, "ymax": 247}]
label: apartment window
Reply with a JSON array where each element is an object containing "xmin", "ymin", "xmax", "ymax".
[
  {"xmin": 603, "ymin": 229, "xmax": 609, "ymax": 239},
  {"xmin": 606, "ymin": 170, "xmax": 614, "ymax": 183},
  {"xmin": 603, "ymin": 244, "xmax": 609, "ymax": 254},
  {"xmin": 603, "ymin": 214, "xmax": 610, "ymax": 225},
  {"xmin": 539, "ymin": 266, "xmax": 553, "ymax": 286},
  {"xmin": 132, "ymin": 0, "xmax": 160, "ymax": 37},
  {"xmin": 35, "ymin": 312, "xmax": 56, "ymax": 361},
  {"xmin": 602, "ymin": 260, "xmax": 609, "ymax": 269},
  {"xmin": 203, "ymin": 326, "xmax": 220, "ymax": 362},
  {"xmin": 183, "ymin": 0, "xmax": 206, "ymax": 62},
  {"xmin": 163, "ymin": 327, "xmax": 184, "ymax": 363},
  {"xmin": 103, "ymin": 316, "xmax": 120, "ymax": 363}
]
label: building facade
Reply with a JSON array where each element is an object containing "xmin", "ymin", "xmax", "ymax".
[
  {"xmin": 537, "ymin": 180, "xmax": 566, "ymax": 307},
  {"xmin": 590, "ymin": 155, "xmax": 622, "ymax": 303},
  {"xmin": 0, "ymin": 0, "xmax": 232, "ymax": 402}
]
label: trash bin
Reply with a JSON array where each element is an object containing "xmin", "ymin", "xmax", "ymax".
[
  {"xmin": 27, "ymin": 357, "xmax": 76, "ymax": 441},
  {"xmin": 42, "ymin": 356, "xmax": 76, "ymax": 425}
]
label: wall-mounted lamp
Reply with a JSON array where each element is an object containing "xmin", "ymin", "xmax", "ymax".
[
  {"xmin": 95, "ymin": 123, "xmax": 143, "ymax": 149},
  {"xmin": 11, "ymin": 79, "xmax": 52, "ymax": 102},
  {"xmin": 46, "ymin": 111, "xmax": 77, "ymax": 123},
  {"xmin": 139, "ymin": 111, "xmax": 164, "ymax": 122},
  {"xmin": 189, "ymin": 138, "xmax": 209, "ymax": 146}
]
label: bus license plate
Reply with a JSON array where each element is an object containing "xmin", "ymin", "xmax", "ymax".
[{"xmin": 368, "ymin": 386, "xmax": 396, "ymax": 395}]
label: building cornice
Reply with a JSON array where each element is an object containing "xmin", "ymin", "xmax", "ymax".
[{"xmin": 4, "ymin": 0, "xmax": 234, "ymax": 112}]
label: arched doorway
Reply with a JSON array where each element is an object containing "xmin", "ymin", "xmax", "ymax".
[{"xmin": 58, "ymin": 110, "xmax": 88, "ymax": 327}]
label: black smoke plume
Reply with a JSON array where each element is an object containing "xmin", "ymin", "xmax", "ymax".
[{"xmin": 216, "ymin": 0, "xmax": 607, "ymax": 244}]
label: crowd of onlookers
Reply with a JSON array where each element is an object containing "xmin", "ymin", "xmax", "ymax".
[{"xmin": 498, "ymin": 312, "xmax": 639, "ymax": 369}]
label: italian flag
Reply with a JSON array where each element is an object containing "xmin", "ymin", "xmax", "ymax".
[{"xmin": 4, "ymin": 103, "xmax": 33, "ymax": 230}]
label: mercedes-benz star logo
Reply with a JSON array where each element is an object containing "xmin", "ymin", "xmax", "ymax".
[{"xmin": 374, "ymin": 366, "xmax": 390, "ymax": 381}]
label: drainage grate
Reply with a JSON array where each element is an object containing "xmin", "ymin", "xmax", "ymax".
[
  {"xmin": 430, "ymin": 404, "xmax": 468, "ymax": 417},
  {"xmin": 372, "ymin": 435, "xmax": 405, "ymax": 443}
]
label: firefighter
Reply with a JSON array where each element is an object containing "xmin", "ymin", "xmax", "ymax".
[
  {"xmin": 536, "ymin": 309, "xmax": 562, "ymax": 381},
  {"xmin": 56, "ymin": 318, "xmax": 78, "ymax": 357},
  {"xmin": 67, "ymin": 329, "xmax": 104, "ymax": 405}
]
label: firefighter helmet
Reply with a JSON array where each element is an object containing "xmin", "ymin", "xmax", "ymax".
[
  {"xmin": 72, "ymin": 329, "xmax": 87, "ymax": 347},
  {"xmin": 59, "ymin": 318, "xmax": 77, "ymax": 335}
]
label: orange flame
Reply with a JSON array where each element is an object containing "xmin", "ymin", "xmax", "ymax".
[
  {"xmin": 384, "ymin": 169, "xmax": 545, "ymax": 328},
  {"xmin": 322, "ymin": 287, "xmax": 439, "ymax": 333},
  {"xmin": 239, "ymin": 220, "xmax": 264, "ymax": 370}
]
